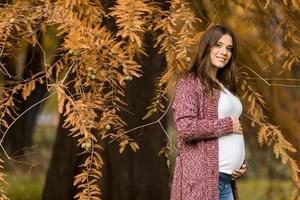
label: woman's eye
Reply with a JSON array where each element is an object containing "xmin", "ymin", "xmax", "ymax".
[{"xmin": 227, "ymin": 48, "xmax": 233, "ymax": 52}]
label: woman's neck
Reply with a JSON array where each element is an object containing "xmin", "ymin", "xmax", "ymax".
[{"xmin": 210, "ymin": 68, "xmax": 221, "ymax": 85}]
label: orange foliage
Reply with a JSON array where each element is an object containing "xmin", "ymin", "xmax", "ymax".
[{"xmin": 0, "ymin": 0, "xmax": 300, "ymax": 199}]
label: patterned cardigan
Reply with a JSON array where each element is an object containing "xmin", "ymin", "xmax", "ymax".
[{"xmin": 171, "ymin": 74, "xmax": 239, "ymax": 200}]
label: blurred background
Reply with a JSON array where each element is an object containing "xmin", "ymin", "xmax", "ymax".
[{"xmin": 0, "ymin": 0, "xmax": 300, "ymax": 200}]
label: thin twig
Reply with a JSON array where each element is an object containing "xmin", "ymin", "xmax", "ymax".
[
  {"xmin": 9, "ymin": 158, "xmax": 42, "ymax": 175},
  {"xmin": 158, "ymin": 120, "xmax": 178, "ymax": 152},
  {"xmin": 10, "ymin": 144, "xmax": 39, "ymax": 158},
  {"xmin": 59, "ymin": 62, "xmax": 75, "ymax": 85},
  {"xmin": 248, "ymin": 77, "xmax": 300, "ymax": 81},
  {"xmin": 239, "ymin": 62, "xmax": 270, "ymax": 86},
  {"xmin": 109, "ymin": 87, "xmax": 175, "ymax": 143},
  {"xmin": 239, "ymin": 62, "xmax": 300, "ymax": 87},
  {"xmin": 0, "ymin": 92, "xmax": 55, "ymax": 160},
  {"xmin": 242, "ymin": 113, "xmax": 264, "ymax": 126},
  {"xmin": 34, "ymin": 36, "xmax": 50, "ymax": 90}
]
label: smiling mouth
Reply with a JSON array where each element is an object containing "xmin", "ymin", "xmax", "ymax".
[{"xmin": 217, "ymin": 57, "xmax": 226, "ymax": 62}]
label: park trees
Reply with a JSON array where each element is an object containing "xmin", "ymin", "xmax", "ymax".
[{"xmin": 0, "ymin": 0, "xmax": 300, "ymax": 199}]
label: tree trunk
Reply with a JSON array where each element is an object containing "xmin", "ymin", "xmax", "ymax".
[
  {"xmin": 43, "ymin": 31, "xmax": 170, "ymax": 199},
  {"xmin": 2, "ymin": 33, "xmax": 47, "ymax": 156},
  {"xmin": 42, "ymin": 115, "xmax": 81, "ymax": 200},
  {"xmin": 99, "ymin": 33, "xmax": 170, "ymax": 200}
]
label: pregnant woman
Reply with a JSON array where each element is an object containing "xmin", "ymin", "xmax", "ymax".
[{"xmin": 171, "ymin": 25, "xmax": 248, "ymax": 200}]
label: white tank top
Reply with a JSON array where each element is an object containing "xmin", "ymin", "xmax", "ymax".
[{"xmin": 218, "ymin": 83, "xmax": 245, "ymax": 174}]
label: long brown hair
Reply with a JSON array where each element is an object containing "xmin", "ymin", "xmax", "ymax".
[{"xmin": 188, "ymin": 24, "xmax": 238, "ymax": 97}]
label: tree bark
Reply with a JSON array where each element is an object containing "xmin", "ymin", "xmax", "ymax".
[
  {"xmin": 2, "ymin": 33, "xmax": 47, "ymax": 156},
  {"xmin": 42, "ymin": 115, "xmax": 81, "ymax": 200},
  {"xmin": 99, "ymin": 33, "xmax": 170, "ymax": 200},
  {"xmin": 43, "ymin": 33, "xmax": 170, "ymax": 200}
]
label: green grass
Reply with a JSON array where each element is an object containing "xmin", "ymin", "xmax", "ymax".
[
  {"xmin": 3, "ymin": 172, "xmax": 44, "ymax": 200},
  {"xmin": 237, "ymin": 178, "xmax": 298, "ymax": 200},
  {"xmin": 1, "ymin": 116, "xmax": 56, "ymax": 200},
  {"xmin": 2, "ymin": 175, "xmax": 297, "ymax": 200},
  {"xmin": 1, "ymin": 122, "xmax": 298, "ymax": 199}
]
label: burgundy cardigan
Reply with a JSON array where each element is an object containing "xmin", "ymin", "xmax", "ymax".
[{"xmin": 171, "ymin": 74, "xmax": 239, "ymax": 200}]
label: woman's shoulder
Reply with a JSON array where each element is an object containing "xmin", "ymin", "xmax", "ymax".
[
  {"xmin": 176, "ymin": 73, "xmax": 204, "ymax": 90},
  {"xmin": 172, "ymin": 73, "xmax": 206, "ymax": 109}
]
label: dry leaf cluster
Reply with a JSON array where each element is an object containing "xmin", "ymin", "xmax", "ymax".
[{"xmin": 0, "ymin": 0, "xmax": 299, "ymax": 199}]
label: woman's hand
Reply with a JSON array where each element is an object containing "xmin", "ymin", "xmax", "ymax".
[
  {"xmin": 231, "ymin": 163, "xmax": 248, "ymax": 180},
  {"xmin": 230, "ymin": 117, "xmax": 243, "ymax": 134}
]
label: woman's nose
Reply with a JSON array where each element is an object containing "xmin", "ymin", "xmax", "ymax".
[{"xmin": 220, "ymin": 48, "xmax": 227, "ymax": 55}]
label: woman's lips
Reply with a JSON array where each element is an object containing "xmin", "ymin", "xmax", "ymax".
[{"xmin": 217, "ymin": 57, "xmax": 226, "ymax": 62}]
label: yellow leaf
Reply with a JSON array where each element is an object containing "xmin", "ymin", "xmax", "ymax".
[{"xmin": 130, "ymin": 142, "xmax": 140, "ymax": 152}]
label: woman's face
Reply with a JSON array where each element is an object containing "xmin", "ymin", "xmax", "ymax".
[{"xmin": 209, "ymin": 34, "xmax": 233, "ymax": 69}]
